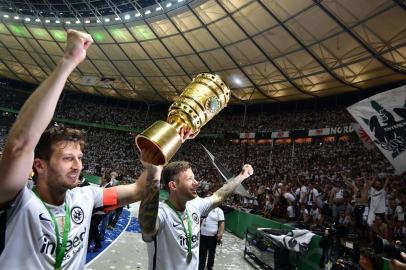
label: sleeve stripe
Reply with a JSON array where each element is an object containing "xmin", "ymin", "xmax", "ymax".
[{"xmin": 103, "ymin": 187, "xmax": 118, "ymax": 206}]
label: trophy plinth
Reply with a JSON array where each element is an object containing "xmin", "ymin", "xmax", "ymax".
[{"xmin": 136, "ymin": 73, "xmax": 230, "ymax": 165}]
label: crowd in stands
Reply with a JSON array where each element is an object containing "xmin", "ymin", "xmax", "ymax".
[
  {"xmin": 0, "ymin": 88, "xmax": 353, "ymax": 133},
  {"xmin": 0, "ymin": 88, "xmax": 405, "ymax": 247}
]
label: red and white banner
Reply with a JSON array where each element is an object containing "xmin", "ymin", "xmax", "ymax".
[
  {"xmin": 308, "ymin": 128, "xmax": 330, "ymax": 137},
  {"xmin": 271, "ymin": 131, "xmax": 290, "ymax": 139}
]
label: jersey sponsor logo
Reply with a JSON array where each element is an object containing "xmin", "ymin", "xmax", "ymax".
[
  {"xmin": 179, "ymin": 233, "xmax": 199, "ymax": 249},
  {"xmin": 192, "ymin": 213, "xmax": 199, "ymax": 224},
  {"xmin": 39, "ymin": 227, "xmax": 87, "ymax": 257},
  {"xmin": 71, "ymin": 206, "xmax": 84, "ymax": 225},
  {"xmin": 39, "ymin": 213, "xmax": 51, "ymax": 222}
]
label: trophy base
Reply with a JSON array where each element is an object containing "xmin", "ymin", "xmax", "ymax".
[{"xmin": 135, "ymin": 120, "xmax": 182, "ymax": 165}]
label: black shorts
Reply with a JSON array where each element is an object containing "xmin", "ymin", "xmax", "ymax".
[{"xmin": 354, "ymin": 205, "xmax": 365, "ymax": 227}]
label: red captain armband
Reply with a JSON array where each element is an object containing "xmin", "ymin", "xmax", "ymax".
[{"xmin": 103, "ymin": 187, "xmax": 119, "ymax": 212}]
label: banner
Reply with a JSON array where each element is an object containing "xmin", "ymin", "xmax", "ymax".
[
  {"xmin": 329, "ymin": 125, "xmax": 354, "ymax": 135},
  {"xmin": 308, "ymin": 128, "xmax": 330, "ymax": 137},
  {"xmin": 352, "ymin": 123, "xmax": 375, "ymax": 150},
  {"xmin": 239, "ymin": 132, "xmax": 255, "ymax": 139},
  {"xmin": 347, "ymin": 86, "xmax": 406, "ymax": 174},
  {"xmin": 271, "ymin": 131, "xmax": 290, "ymax": 139}
]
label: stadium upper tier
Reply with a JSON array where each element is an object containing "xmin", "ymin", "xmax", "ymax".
[{"xmin": 0, "ymin": 0, "xmax": 405, "ymax": 103}]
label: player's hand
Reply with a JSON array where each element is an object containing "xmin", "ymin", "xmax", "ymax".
[
  {"xmin": 390, "ymin": 252, "xmax": 406, "ymax": 270},
  {"xmin": 239, "ymin": 164, "xmax": 253, "ymax": 179},
  {"xmin": 64, "ymin": 29, "xmax": 93, "ymax": 66},
  {"xmin": 179, "ymin": 126, "xmax": 199, "ymax": 143}
]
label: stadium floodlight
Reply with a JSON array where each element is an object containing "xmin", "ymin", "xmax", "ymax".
[
  {"xmin": 55, "ymin": 20, "xmax": 60, "ymax": 23},
  {"xmin": 145, "ymin": 10, "xmax": 151, "ymax": 15},
  {"xmin": 104, "ymin": 18, "xmax": 110, "ymax": 22},
  {"xmin": 3, "ymin": 14, "xmax": 9, "ymax": 18},
  {"xmin": 35, "ymin": 18, "xmax": 41, "ymax": 22},
  {"xmin": 166, "ymin": 3, "xmax": 172, "ymax": 8},
  {"xmin": 156, "ymin": 6, "xmax": 162, "ymax": 11},
  {"xmin": 178, "ymin": 0, "xmax": 184, "ymax": 2},
  {"xmin": 97, "ymin": 19, "xmax": 101, "ymax": 23},
  {"xmin": 233, "ymin": 77, "xmax": 242, "ymax": 86},
  {"xmin": 75, "ymin": 20, "xmax": 80, "ymax": 24},
  {"xmin": 115, "ymin": 17, "xmax": 120, "ymax": 21},
  {"xmin": 85, "ymin": 20, "xmax": 90, "ymax": 23},
  {"xmin": 65, "ymin": 21, "xmax": 71, "ymax": 24},
  {"xmin": 24, "ymin": 17, "xmax": 31, "ymax": 22},
  {"xmin": 124, "ymin": 14, "xmax": 130, "ymax": 20},
  {"xmin": 135, "ymin": 12, "xmax": 141, "ymax": 17},
  {"xmin": 14, "ymin": 16, "xmax": 20, "ymax": 20},
  {"xmin": 45, "ymin": 19, "xmax": 50, "ymax": 23}
]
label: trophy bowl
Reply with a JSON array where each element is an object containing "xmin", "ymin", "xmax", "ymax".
[{"xmin": 135, "ymin": 73, "xmax": 231, "ymax": 165}]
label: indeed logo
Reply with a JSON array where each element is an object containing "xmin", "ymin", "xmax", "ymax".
[
  {"xmin": 179, "ymin": 234, "xmax": 199, "ymax": 247},
  {"xmin": 39, "ymin": 227, "xmax": 87, "ymax": 256}
]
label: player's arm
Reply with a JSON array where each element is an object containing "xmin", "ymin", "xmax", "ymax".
[
  {"xmin": 106, "ymin": 149, "xmax": 163, "ymax": 208},
  {"xmin": 0, "ymin": 30, "xmax": 93, "ymax": 208},
  {"xmin": 217, "ymin": 221, "xmax": 225, "ymax": 241},
  {"xmin": 137, "ymin": 128, "xmax": 195, "ymax": 236},
  {"xmin": 112, "ymin": 163, "xmax": 162, "ymax": 208},
  {"xmin": 138, "ymin": 168, "xmax": 161, "ymax": 236},
  {"xmin": 210, "ymin": 164, "xmax": 253, "ymax": 209}
]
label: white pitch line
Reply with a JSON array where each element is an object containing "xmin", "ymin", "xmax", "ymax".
[{"xmin": 86, "ymin": 209, "xmax": 133, "ymax": 267}]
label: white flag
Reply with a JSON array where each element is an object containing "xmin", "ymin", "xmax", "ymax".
[{"xmin": 347, "ymin": 86, "xmax": 406, "ymax": 174}]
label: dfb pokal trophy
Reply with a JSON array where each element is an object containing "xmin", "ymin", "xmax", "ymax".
[{"xmin": 135, "ymin": 73, "xmax": 231, "ymax": 165}]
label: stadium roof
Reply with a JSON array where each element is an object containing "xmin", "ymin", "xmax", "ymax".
[{"xmin": 0, "ymin": 0, "xmax": 405, "ymax": 104}]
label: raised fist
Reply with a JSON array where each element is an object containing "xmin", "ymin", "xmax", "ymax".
[
  {"xmin": 239, "ymin": 164, "xmax": 253, "ymax": 179},
  {"xmin": 64, "ymin": 29, "xmax": 93, "ymax": 66}
]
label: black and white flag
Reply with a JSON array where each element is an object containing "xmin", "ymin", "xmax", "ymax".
[{"xmin": 347, "ymin": 86, "xmax": 406, "ymax": 174}]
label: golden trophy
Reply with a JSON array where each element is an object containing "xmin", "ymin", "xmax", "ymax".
[{"xmin": 135, "ymin": 73, "xmax": 231, "ymax": 165}]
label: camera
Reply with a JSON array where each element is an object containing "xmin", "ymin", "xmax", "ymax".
[
  {"xmin": 372, "ymin": 236, "xmax": 405, "ymax": 262},
  {"xmin": 319, "ymin": 223, "xmax": 360, "ymax": 270}
]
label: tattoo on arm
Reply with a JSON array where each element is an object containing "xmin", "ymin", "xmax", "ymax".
[
  {"xmin": 212, "ymin": 175, "xmax": 243, "ymax": 207},
  {"xmin": 139, "ymin": 172, "xmax": 160, "ymax": 235}
]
